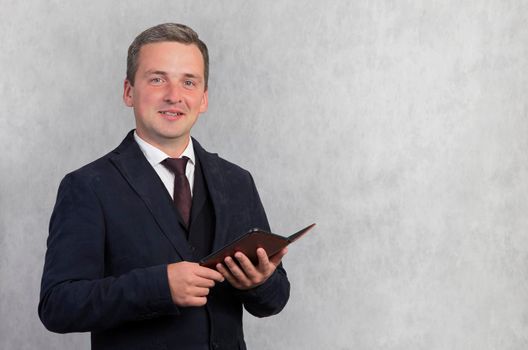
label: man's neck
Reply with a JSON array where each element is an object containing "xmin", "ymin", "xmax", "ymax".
[{"xmin": 135, "ymin": 132, "xmax": 190, "ymax": 158}]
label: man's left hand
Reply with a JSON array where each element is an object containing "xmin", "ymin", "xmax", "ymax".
[{"xmin": 216, "ymin": 247, "xmax": 287, "ymax": 290}]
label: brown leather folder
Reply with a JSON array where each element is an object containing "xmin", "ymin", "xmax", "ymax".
[{"xmin": 199, "ymin": 223, "xmax": 316, "ymax": 268}]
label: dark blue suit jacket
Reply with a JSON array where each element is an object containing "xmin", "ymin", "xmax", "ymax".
[{"xmin": 39, "ymin": 131, "xmax": 290, "ymax": 350}]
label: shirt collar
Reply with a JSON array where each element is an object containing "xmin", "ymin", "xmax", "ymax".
[{"xmin": 133, "ymin": 131, "xmax": 195, "ymax": 166}]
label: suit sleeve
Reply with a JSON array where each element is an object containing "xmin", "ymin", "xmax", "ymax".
[
  {"xmin": 38, "ymin": 173, "xmax": 179, "ymax": 333},
  {"xmin": 234, "ymin": 174, "xmax": 291, "ymax": 318}
]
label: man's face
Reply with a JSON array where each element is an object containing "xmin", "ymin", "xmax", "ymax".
[{"xmin": 123, "ymin": 41, "xmax": 208, "ymax": 152}]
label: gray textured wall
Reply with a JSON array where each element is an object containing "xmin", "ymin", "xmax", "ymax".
[{"xmin": 1, "ymin": 1, "xmax": 528, "ymax": 349}]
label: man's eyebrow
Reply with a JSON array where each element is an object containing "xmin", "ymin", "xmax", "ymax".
[
  {"xmin": 144, "ymin": 70, "xmax": 168, "ymax": 76},
  {"xmin": 183, "ymin": 73, "xmax": 202, "ymax": 81},
  {"xmin": 143, "ymin": 70, "xmax": 203, "ymax": 81}
]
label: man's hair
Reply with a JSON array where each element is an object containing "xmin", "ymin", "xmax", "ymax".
[{"xmin": 126, "ymin": 23, "xmax": 209, "ymax": 89}]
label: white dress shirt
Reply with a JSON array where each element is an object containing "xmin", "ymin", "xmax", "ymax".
[{"xmin": 133, "ymin": 131, "xmax": 196, "ymax": 198}]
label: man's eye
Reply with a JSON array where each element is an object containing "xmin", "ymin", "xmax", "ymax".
[
  {"xmin": 183, "ymin": 80, "xmax": 196, "ymax": 87},
  {"xmin": 150, "ymin": 77, "xmax": 164, "ymax": 84}
]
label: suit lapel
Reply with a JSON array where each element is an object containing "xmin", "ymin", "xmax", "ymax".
[
  {"xmin": 109, "ymin": 132, "xmax": 194, "ymax": 261},
  {"xmin": 192, "ymin": 139, "xmax": 230, "ymax": 252}
]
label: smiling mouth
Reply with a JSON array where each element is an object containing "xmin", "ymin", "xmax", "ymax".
[{"xmin": 159, "ymin": 111, "xmax": 184, "ymax": 117}]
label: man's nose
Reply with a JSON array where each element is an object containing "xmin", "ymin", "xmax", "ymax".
[{"xmin": 164, "ymin": 83, "xmax": 183, "ymax": 104}]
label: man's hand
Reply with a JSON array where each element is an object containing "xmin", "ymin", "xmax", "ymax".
[
  {"xmin": 216, "ymin": 247, "xmax": 287, "ymax": 290},
  {"xmin": 167, "ymin": 262, "xmax": 224, "ymax": 307}
]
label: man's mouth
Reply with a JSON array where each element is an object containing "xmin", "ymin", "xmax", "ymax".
[{"xmin": 159, "ymin": 111, "xmax": 184, "ymax": 117}]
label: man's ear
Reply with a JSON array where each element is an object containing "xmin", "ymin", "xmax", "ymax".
[
  {"xmin": 123, "ymin": 79, "xmax": 134, "ymax": 107},
  {"xmin": 199, "ymin": 90, "xmax": 208, "ymax": 113}
]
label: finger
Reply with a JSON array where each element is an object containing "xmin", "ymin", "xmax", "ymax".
[
  {"xmin": 192, "ymin": 286, "xmax": 211, "ymax": 297},
  {"xmin": 269, "ymin": 247, "xmax": 288, "ymax": 266},
  {"xmin": 193, "ymin": 277, "xmax": 216, "ymax": 289},
  {"xmin": 216, "ymin": 263, "xmax": 241, "ymax": 288},
  {"xmin": 173, "ymin": 292, "xmax": 209, "ymax": 307},
  {"xmin": 195, "ymin": 266, "xmax": 225, "ymax": 282},
  {"xmin": 224, "ymin": 256, "xmax": 250, "ymax": 283},
  {"xmin": 234, "ymin": 251, "xmax": 258, "ymax": 275},
  {"xmin": 255, "ymin": 248, "xmax": 270, "ymax": 267},
  {"xmin": 215, "ymin": 263, "xmax": 229, "ymax": 277},
  {"xmin": 185, "ymin": 296, "xmax": 208, "ymax": 307},
  {"xmin": 180, "ymin": 283, "xmax": 211, "ymax": 297}
]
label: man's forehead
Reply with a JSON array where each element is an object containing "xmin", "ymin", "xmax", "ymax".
[
  {"xmin": 138, "ymin": 42, "xmax": 203, "ymax": 59},
  {"xmin": 137, "ymin": 42, "xmax": 204, "ymax": 71}
]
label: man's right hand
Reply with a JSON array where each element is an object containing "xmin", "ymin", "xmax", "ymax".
[{"xmin": 166, "ymin": 262, "xmax": 224, "ymax": 307}]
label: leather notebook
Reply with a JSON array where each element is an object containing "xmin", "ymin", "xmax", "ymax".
[{"xmin": 199, "ymin": 223, "xmax": 316, "ymax": 268}]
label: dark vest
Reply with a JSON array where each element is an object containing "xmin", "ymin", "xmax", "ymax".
[
  {"xmin": 187, "ymin": 155, "xmax": 215, "ymax": 261},
  {"xmin": 173, "ymin": 154, "xmax": 216, "ymax": 349}
]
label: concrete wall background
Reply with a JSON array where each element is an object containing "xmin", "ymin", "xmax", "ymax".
[{"xmin": 1, "ymin": 1, "xmax": 528, "ymax": 349}]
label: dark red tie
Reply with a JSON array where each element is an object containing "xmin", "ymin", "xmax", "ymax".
[{"xmin": 163, "ymin": 157, "xmax": 192, "ymax": 228}]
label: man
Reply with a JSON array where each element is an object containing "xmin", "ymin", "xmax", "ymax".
[{"xmin": 39, "ymin": 23, "xmax": 290, "ymax": 350}]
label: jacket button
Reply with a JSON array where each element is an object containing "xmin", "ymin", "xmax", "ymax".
[{"xmin": 212, "ymin": 342, "xmax": 219, "ymax": 349}]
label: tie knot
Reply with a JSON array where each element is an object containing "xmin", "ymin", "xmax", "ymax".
[{"xmin": 163, "ymin": 157, "xmax": 189, "ymax": 175}]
